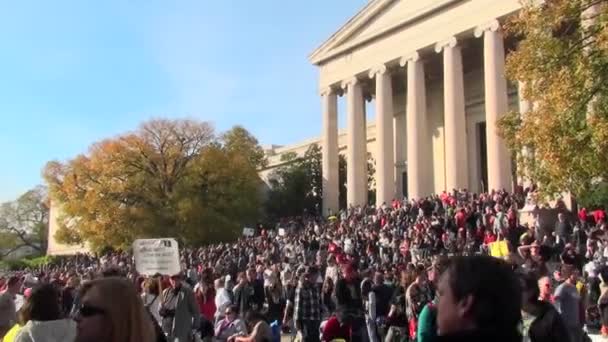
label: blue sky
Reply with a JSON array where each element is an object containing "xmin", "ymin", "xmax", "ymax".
[{"xmin": 0, "ymin": 0, "xmax": 368, "ymax": 202}]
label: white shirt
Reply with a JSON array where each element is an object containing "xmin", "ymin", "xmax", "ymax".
[
  {"xmin": 141, "ymin": 293, "xmax": 162, "ymax": 325},
  {"xmin": 585, "ymin": 261, "xmax": 598, "ymax": 278},
  {"xmin": 215, "ymin": 288, "xmax": 232, "ymax": 318}
]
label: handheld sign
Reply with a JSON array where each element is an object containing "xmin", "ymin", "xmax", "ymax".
[
  {"xmin": 133, "ymin": 238, "xmax": 180, "ymax": 276},
  {"xmin": 242, "ymin": 227, "xmax": 255, "ymax": 237},
  {"xmin": 488, "ymin": 240, "xmax": 509, "ymax": 259}
]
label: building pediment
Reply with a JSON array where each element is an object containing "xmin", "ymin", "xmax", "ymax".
[{"xmin": 309, "ymin": 0, "xmax": 464, "ymax": 66}]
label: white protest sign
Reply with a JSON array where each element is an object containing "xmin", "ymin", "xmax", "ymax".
[
  {"xmin": 243, "ymin": 227, "xmax": 255, "ymax": 237},
  {"xmin": 278, "ymin": 228, "xmax": 286, "ymax": 236},
  {"xmin": 133, "ymin": 238, "xmax": 180, "ymax": 276}
]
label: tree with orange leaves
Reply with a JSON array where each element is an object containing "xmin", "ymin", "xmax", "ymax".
[{"xmin": 44, "ymin": 119, "xmax": 263, "ymax": 250}]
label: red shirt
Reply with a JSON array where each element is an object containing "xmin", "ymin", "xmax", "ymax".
[
  {"xmin": 195, "ymin": 288, "xmax": 216, "ymax": 320},
  {"xmin": 455, "ymin": 211, "xmax": 466, "ymax": 229},
  {"xmin": 484, "ymin": 233, "xmax": 497, "ymax": 245},
  {"xmin": 322, "ymin": 316, "xmax": 351, "ymax": 342}
]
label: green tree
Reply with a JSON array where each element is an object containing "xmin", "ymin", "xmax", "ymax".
[
  {"xmin": 264, "ymin": 144, "xmax": 323, "ymax": 219},
  {"xmin": 0, "ymin": 186, "xmax": 48, "ymax": 258},
  {"xmin": 339, "ymin": 155, "xmax": 347, "ymax": 210},
  {"xmin": 222, "ymin": 125, "xmax": 267, "ymax": 169},
  {"xmin": 44, "ymin": 119, "xmax": 261, "ymax": 250},
  {"xmin": 336, "ymin": 153, "xmax": 377, "ymax": 207},
  {"xmin": 499, "ymin": 0, "xmax": 608, "ymax": 200},
  {"xmin": 266, "ymin": 145, "xmax": 378, "ymax": 218},
  {"xmin": 367, "ymin": 153, "xmax": 377, "ymax": 205}
]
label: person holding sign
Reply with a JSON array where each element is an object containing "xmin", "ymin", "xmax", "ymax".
[{"xmin": 159, "ymin": 273, "xmax": 200, "ymax": 342}]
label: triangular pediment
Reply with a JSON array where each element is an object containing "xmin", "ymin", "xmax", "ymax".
[{"xmin": 309, "ymin": 0, "xmax": 461, "ymax": 65}]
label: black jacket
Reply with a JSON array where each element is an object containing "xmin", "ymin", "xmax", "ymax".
[
  {"xmin": 335, "ymin": 277, "xmax": 364, "ymax": 323},
  {"xmin": 372, "ymin": 284, "xmax": 392, "ymax": 317},
  {"xmin": 528, "ymin": 301, "xmax": 571, "ymax": 342},
  {"xmin": 433, "ymin": 330, "xmax": 521, "ymax": 342},
  {"xmin": 251, "ymin": 279, "xmax": 265, "ymax": 309}
]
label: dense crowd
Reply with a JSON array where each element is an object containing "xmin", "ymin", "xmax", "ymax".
[{"xmin": 0, "ymin": 188, "xmax": 607, "ymax": 342}]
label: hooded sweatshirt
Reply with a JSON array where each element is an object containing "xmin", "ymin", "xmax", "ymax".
[{"xmin": 14, "ymin": 319, "xmax": 77, "ymax": 342}]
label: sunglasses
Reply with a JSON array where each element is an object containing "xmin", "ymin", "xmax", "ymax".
[{"xmin": 78, "ymin": 304, "xmax": 106, "ymax": 318}]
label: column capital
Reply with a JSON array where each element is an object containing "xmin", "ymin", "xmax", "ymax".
[
  {"xmin": 399, "ymin": 52, "xmax": 420, "ymax": 67},
  {"xmin": 434, "ymin": 36, "xmax": 458, "ymax": 53},
  {"xmin": 320, "ymin": 86, "xmax": 334, "ymax": 96},
  {"xmin": 341, "ymin": 77, "xmax": 359, "ymax": 90},
  {"xmin": 474, "ymin": 19, "xmax": 501, "ymax": 38},
  {"xmin": 368, "ymin": 64, "xmax": 388, "ymax": 79}
]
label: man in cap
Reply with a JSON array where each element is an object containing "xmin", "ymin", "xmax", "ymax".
[{"xmin": 159, "ymin": 272, "xmax": 200, "ymax": 342}]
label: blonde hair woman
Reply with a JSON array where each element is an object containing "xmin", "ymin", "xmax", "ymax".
[{"xmin": 74, "ymin": 277, "xmax": 156, "ymax": 342}]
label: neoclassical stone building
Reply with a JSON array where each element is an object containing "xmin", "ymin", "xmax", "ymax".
[
  {"xmin": 308, "ymin": 0, "xmax": 534, "ymax": 215},
  {"xmin": 50, "ymin": 0, "xmax": 540, "ymax": 255}
]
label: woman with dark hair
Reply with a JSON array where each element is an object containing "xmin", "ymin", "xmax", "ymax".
[
  {"xmin": 14, "ymin": 284, "xmax": 76, "ymax": 342},
  {"xmin": 141, "ymin": 277, "xmax": 162, "ymax": 326}
]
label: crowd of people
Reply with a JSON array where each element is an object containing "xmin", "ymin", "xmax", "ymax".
[{"xmin": 0, "ymin": 188, "xmax": 607, "ymax": 342}]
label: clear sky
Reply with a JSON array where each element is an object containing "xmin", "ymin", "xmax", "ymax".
[{"xmin": 0, "ymin": 0, "xmax": 368, "ymax": 202}]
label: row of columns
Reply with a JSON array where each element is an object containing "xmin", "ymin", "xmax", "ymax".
[{"xmin": 322, "ymin": 19, "xmax": 512, "ymax": 214}]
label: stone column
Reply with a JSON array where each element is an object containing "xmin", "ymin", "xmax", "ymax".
[
  {"xmin": 321, "ymin": 88, "xmax": 339, "ymax": 215},
  {"xmin": 400, "ymin": 52, "xmax": 427, "ymax": 200},
  {"xmin": 343, "ymin": 77, "xmax": 367, "ymax": 207},
  {"xmin": 475, "ymin": 20, "xmax": 512, "ymax": 191},
  {"xmin": 394, "ymin": 113, "xmax": 406, "ymax": 199},
  {"xmin": 369, "ymin": 65, "xmax": 395, "ymax": 207},
  {"xmin": 435, "ymin": 37, "xmax": 468, "ymax": 191}
]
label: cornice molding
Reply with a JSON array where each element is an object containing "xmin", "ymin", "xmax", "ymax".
[{"xmin": 309, "ymin": 0, "xmax": 464, "ymax": 65}]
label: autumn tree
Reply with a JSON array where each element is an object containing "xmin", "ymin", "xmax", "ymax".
[
  {"xmin": 499, "ymin": 0, "xmax": 608, "ymax": 201},
  {"xmin": 0, "ymin": 186, "xmax": 48, "ymax": 258},
  {"xmin": 44, "ymin": 119, "xmax": 262, "ymax": 250}
]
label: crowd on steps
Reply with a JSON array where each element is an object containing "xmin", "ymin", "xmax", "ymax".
[{"xmin": 1, "ymin": 188, "xmax": 607, "ymax": 342}]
